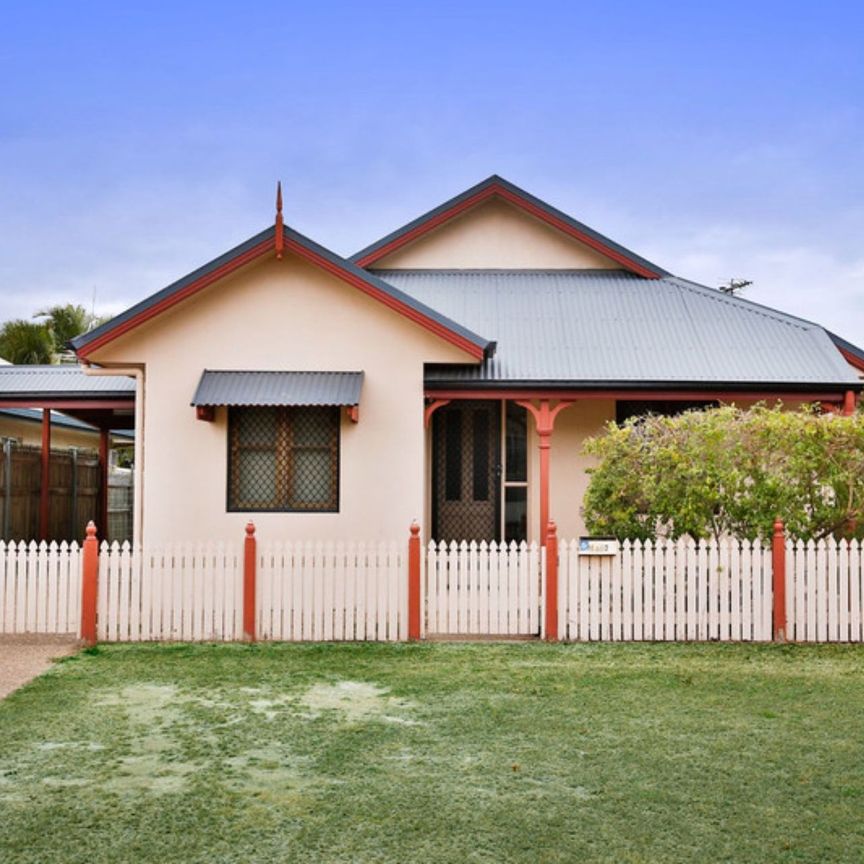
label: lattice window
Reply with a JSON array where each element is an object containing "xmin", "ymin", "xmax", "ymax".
[{"xmin": 228, "ymin": 406, "xmax": 339, "ymax": 512}]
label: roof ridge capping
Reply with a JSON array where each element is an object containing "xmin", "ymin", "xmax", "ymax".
[
  {"xmin": 71, "ymin": 221, "xmax": 495, "ymax": 362},
  {"xmin": 350, "ymin": 174, "xmax": 670, "ymax": 279}
]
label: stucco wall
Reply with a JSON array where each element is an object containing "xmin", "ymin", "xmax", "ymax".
[
  {"xmin": 88, "ymin": 253, "xmax": 474, "ymax": 544},
  {"xmin": 548, "ymin": 400, "xmax": 615, "ymax": 540},
  {"xmin": 372, "ymin": 199, "xmax": 621, "ymax": 270}
]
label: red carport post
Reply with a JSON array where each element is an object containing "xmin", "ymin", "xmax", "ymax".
[{"xmin": 39, "ymin": 408, "xmax": 51, "ymax": 541}]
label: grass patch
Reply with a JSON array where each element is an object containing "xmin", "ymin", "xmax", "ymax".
[{"xmin": 0, "ymin": 642, "xmax": 862, "ymax": 863}]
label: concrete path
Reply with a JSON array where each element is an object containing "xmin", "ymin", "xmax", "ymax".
[{"xmin": 0, "ymin": 635, "xmax": 80, "ymax": 700}]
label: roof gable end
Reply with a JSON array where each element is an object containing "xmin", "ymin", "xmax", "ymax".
[
  {"xmin": 71, "ymin": 224, "xmax": 494, "ymax": 361},
  {"xmin": 351, "ymin": 175, "xmax": 669, "ymax": 278}
]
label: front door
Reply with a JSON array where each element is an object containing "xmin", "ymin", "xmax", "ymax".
[{"xmin": 432, "ymin": 400, "xmax": 501, "ymax": 542}]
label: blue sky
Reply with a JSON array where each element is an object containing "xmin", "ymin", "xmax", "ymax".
[{"xmin": 2, "ymin": 1, "xmax": 862, "ymax": 343}]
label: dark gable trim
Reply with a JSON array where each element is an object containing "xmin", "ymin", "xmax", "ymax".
[
  {"xmin": 351, "ymin": 175, "xmax": 669, "ymax": 279},
  {"xmin": 72, "ymin": 226, "xmax": 494, "ymax": 361}
]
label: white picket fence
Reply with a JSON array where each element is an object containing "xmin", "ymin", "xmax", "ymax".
[
  {"xmin": 95, "ymin": 539, "xmax": 406, "ymax": 642},
  {"xmin": 258, "ymin": 540, "xmax": 406, "ymax": 641},
  {"xmin": 787, "ymin": 539, "xmax": 864, "ymax": 642},
  {"xmin": 425, "ymin": 540, "xmax": 543, "ymax": 637},
  {"xmin": 558, "ymin": 538, "xmax": 774, "ymax": 642},
  {"xmin": 0, "ymin": 541, "xmax": 82, "ymax": 635},
  {"xmin": 3, "ymin": 533, "xmax": 864, "ymax": 644},
  {"xmin": 97, "ymin": 542, "xmax": 243, "ymax": 642}
]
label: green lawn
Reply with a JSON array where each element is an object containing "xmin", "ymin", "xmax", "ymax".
[{"xmin": 1, "ymin": 642, "xmax": 862, "ymax": 863}]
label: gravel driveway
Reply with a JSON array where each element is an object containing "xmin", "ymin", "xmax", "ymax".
[{"xmin": 0, "ymin": 635, "xmax": 80, "ymax": 700}]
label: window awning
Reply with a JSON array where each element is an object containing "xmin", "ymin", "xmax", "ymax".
[{"xmin": 191, "ymin": 371, "xmax": 364, "ymax": 407}]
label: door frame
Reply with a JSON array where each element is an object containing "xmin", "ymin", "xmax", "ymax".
[{"xmin": 430, "ymin": 399, "xmax": 502, "ymax": 543}]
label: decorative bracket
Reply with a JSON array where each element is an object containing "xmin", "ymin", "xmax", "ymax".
[
  {"xmin": 515, "ymin": 399, "xmax": 574, "ymax": 439},
  {"xmin": 347, "ymin": 405, "xmax": 359, "ymax": 424},
  {"xmin": 196, "ymin": 406, "xmax": 215, "ymax": 422},
  {"xmin": 424, "ymin": 399, "xmax": 451, "ymax": 428}
]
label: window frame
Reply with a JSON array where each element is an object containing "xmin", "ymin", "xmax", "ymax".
[{"xmin": 226, "ymin": 405, "xmax": 341, "ymax": 513}]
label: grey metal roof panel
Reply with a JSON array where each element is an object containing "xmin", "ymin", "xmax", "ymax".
[
  {"xmin": 191, "ymin": 371, "xmax": 364, "ymax": 407},
  {"xmin": 0, "ymin": 408, "xmax": 135, "ymax": 438},
  {"xmin": 0, "ymin": 365, "xmax": 137, "ymax": 398},
  {"xmin": 371, "ymin": 270, "xmax": 860, "ymax": 387},
  {"xmin": 351, "ymin": 175, "xmax": 670, "ymax": 277}
]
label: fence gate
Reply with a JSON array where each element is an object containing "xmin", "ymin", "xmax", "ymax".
[{"xmin": 425, "ymin": 540, "xmax": 543, "ymax": 637}]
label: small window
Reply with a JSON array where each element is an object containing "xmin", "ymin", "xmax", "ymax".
[
  {"xmin": 616, "ymin": 400, "xmax": 718, "ymax": 424},
  {"xmin": 228, "ymin": 406, "xmax": 339, "ymax": 512}
]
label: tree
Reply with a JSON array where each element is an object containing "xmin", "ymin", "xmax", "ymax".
[
  {"xmin": 0, "ymin": 303, "xmax": 111, "ymax": 365},
  {"xmin": 0, "ymin": 320, "xmax": 55, "ymax": 364},
  {"xmin": 582, "ymin": 404, "xmax": 864, "ymax": 542},
  {"xmin": 34, "ymin": 304, "xmax": 109, "ymax": 355}
]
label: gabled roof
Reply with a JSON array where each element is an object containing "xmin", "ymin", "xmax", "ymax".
[
  {"xmin": 71, "ymin": 224, "xmax": 495, "ymax": 361},
  {"xmin": 372, "ymin": 269, "xmax": 861, "ymax": 389},
  {"xmin": 351, "ymin": 175, "xmax": 669, "ymax": 278}
]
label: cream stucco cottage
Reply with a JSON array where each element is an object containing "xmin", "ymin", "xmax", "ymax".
[{"xmin": 62, "ymin": 176, "xmax": 862, "ymax": 546}]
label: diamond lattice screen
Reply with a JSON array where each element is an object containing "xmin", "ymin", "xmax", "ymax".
[{"xmin": 229, "ymin": 406, "xmax": 338, "ymax": 511}]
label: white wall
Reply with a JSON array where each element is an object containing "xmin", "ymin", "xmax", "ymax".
[
  {"xmin": 372, "ymin": 198, "xmax": 622, "ymax": 270},
  {"xmin": 87, "ymin": 253, "xmax": 475, "ymax": 544}
]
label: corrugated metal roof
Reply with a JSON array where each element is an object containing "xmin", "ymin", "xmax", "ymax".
[
  {"xmin": 0, "ymin": 408, "xmax": 135, "ymax": 438},
  {"xmin": 0, "ymin": 365, "xmax": 137, "ymax": 397},
  {"xmin": 191, "ymin": 371, "xmax": 364, "ymax": 407},
  {"xmin": 371, "ymin": 270, "xmax": 860, "ymax": 386}
]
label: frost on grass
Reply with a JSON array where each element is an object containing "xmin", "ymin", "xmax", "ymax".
[
  {"xmin": 299, "ymin": 680, "xmax": 417, "ymax": 724},
  {"xmin": 0, "ymin": 677, "xmax": 418, "ymax": 805}
]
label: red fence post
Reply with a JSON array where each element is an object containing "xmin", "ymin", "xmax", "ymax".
[
  {"xmin": 408, "ymin": 521, "xmax": 421, "ymax": 641},
  {"xmin": 80, "ymin": 521, "xmax": 99, "ymax": 645},
  {"xmin": 545, "ymin": 521, "xmax": 559, "ymax": 641},
  {"xmin": 772, "ymin": 518, "xmax": 787, "ymax": 642},
  {"xmin": 243, "ymin": 521, "xmax": 257, "ymax": 642}
]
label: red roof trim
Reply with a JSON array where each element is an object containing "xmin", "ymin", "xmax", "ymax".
[
  {"xmin": 77, "ymin": 234, "xmax": 485, "ymax": 362},
  {"xmin": 838, "ymin": 346, "xmax": 864, "ymax": 373},
  {"xmin": 355, "ymin": 181, "xmax": 661, "ymax": 278},
  {"xmin": 76, "ymin": 237, "xmax": 275, "ymax": 359},
  {"xmin": 283, "ymin": 238, "xmax": 485, "ymax": 359},
  {"xmin": 425, "ymin": 388, "xmax": 850, "ymax": 403}
]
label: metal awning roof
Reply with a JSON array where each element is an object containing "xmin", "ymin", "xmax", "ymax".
[{"xmin": 191, "ymin": 371, "xmax": 364, "ymax": 407}]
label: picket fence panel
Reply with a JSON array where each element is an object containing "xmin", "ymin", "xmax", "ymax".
[
  {"xmin": 97, "ymin": 542, "xmax": 242, "ymax": 641},
  {"xmin": 787, "ymin": 539, "xmax": 864, "ymax": 642},
  {"xmin": 4, "ymin": 532, "xmax": 864, "ymax": 644},
  {"xmin": 558, "ymin": 537, "xmax": 774, "ymax": 642},
  {"xmin": 425, "ymin": 540, "xmax": 543, "ymax": 636},
  {"xmin": 0, "ymin": 540, "xmax": 81, "ymax": 635},
  {"xmin": 257, "ymin": 540, "xmax": 406, "ymax": 642}
]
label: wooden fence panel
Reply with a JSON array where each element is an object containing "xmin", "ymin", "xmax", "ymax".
[
  {"xmin": 558, "ymin": 537, "xmax": 779, "ymax": 643},
  {"xmin": 424, "ymin": 540, "xmax": 541, "ymax": 637},
  {"xmin": 0, "ymin": 540, "xmax": 81, "ymax": 634}
]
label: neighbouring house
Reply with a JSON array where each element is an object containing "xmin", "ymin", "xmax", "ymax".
[
  {"xmin": 0, "ymin": 365, "xmax": 135, "ymax": 540},
  {"xmin": 0, "ymin": 407, "xmax": 133, "ymax": 455},
  {"xmin": 10, "ymin": 174, "xmax": 858, "ymax": 547}
]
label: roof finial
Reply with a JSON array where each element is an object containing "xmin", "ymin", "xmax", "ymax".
[{"xmin": 274, "ymin": 181, "xmax": 284, "ymax": 259}]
